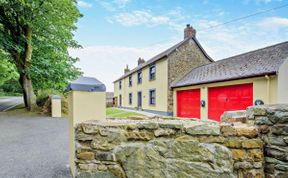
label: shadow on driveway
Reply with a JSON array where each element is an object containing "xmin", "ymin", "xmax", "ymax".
[{"xmin": 0, "ymin": 112, "xmax": 71, "ymax": 178}]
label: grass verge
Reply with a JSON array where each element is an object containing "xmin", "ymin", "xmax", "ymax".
[{"xmin": 106, "ymin": 107, "xmax": 144, "ymax": 118}]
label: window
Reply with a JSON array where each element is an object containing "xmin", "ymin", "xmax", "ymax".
[
  {"xmin": 119, "ymin": 80, "xmax": 122, "ymax": 90},
  {"xmin": 137, "ymin": 71, "xmax": 142, "ymax": 84},
  {"xmin": 149, "ymin": 89, "xmax": 156, "ymax": 105},
  {"xmin": 129, "ymin": 75, "xmax": 132, "ymax": 87},
  {"xmin": 129, "ymin": 93, "xmax": 132, "ymax": 105},
  {"xmin": 149, "ymin": 64, "xmax": 156, "ymax": 80},
  {"xmin": 119, "ymin": 95, "xmax": 122, "ymax": 106}
]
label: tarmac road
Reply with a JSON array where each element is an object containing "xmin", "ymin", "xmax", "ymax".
[
  {"xmin": 0, "ymin": 113, "xmax": 71, "ymax": 178},
  {"xmin": 0, "ymin": 97, "xmax": 23, "ymax": 111}
]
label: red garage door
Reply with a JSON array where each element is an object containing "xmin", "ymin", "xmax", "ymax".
[
  {"xmin": 208, "ymin": 83, "xmax": 253, "ymax": 121},
  {"xmin": 177, "ymin": 89, "xmax": 200, "ymax": 118}
]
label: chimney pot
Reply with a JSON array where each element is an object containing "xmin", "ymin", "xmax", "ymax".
[
  {"xmin": 137, "ymin": 57, "xmax": 145, "ymax": 65},
  {"xmin": 124, "ymin": 64, "xmax": 130, "ymax": 74},
  {"xmin": 184, "ymin": 24, "xmax": 196, "ymax": 39}
]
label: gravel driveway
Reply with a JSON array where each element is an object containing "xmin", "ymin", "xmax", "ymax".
[{"xmin": 0, "ymin": 112, "xmax": 71, "ymax": 178}]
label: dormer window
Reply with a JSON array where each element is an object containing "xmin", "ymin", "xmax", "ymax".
[
  {"xmin": 129, "ymin": 75, "xmax": 132, "ymax": 87},
  {"xmin": 149, "ymin": 64, "xmax": 156, "ymax": 80}
]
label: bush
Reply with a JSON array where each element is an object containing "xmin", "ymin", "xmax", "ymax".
[
  {"xmin": 36, "ymin": 94, "xmax": 49, "ymax": 107},
  {"xmin": 1, "ymin": 78, "xmax": 22, "ymax": 96}
]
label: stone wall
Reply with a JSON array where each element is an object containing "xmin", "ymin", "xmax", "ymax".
[
  {"xmin": 246, "ymin": 105, "xmax": 288, "ymax": 178},
  {"xmin": 167, "ymin": 38, "xmax": 212, "ymax": 113},
  {"xmin": 75, "ymin": 107, "xmax": 288, "ymax": 177}
]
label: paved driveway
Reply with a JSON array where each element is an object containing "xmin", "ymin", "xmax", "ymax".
[{"xmin": 0, "ymin": 113, "xmax": 71, "ymax": 178}]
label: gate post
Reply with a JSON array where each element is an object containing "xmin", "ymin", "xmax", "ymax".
[{"xmin": 67, "ymin": 76, "xmax": 106, "ymax": 177}]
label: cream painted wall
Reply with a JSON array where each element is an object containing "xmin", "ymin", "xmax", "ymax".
[
  {"xmin": 68, "ymin": 91, "xmax": 106, "ymax": 177},
  {"xmin": 114, "ymin": 58, "xmax": 169, "ymax": 112},
  {"xmin": 278, "ymin": 59, "xmax": 288, "ymax": 103},
  {"xmin": 173, "ymin": 75, "xmax": 278, "ymax": 120},
  {"xmin": 51, "ymin": 98, "xmax": 61, "ymax": 117}
]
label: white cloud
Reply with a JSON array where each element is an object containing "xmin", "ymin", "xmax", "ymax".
[
  {"xmin": 97, "ymin": 0, "xmax": 130, "ymax": 11},
  {"xmin": 69, "ymin": 43, "xmax": 173, "ymax": 91},
  {"xmin": 107, "ymin": 9, "xmax": 187, "ymax": 31},
  {"xmin": 71, "ymin": 16, "xmax": 288, "ymax": 92},
  {"xmin": 196, "ymin": 18, "xmax": 288, "ymax": 60},
  {"xmin": 258, "ymin": 17, "xmax": 288, "ymax": 30},
  {"xmin": 78, "ymin": 1, "xmax": 92, "ymax": 8}
]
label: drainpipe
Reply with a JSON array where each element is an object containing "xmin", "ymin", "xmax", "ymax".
[{"xmin": 265, "ymin": 75, "xmax": 270, "ymax": 104}]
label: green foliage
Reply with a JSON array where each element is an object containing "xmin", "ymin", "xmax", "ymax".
[
  {"xmin": 0, "ymin": 0, "xmax": 82, "ymax": 95},
  {"xmin": 0, "ymin": 50, "xmax": 18, "ymax": 86},
  {"xmin": 1, "ymin": 78, "xmax": 22, "ymax": 94},
  {"xmin": 36, "ymin": 89, "xmax": 61, "ymax": 106}
]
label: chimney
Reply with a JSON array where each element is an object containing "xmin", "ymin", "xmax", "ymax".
[
  {"xmin": 184, "ymin": 24, "xmax": 196, "ymax": 39},
  {"xmin": 137, "ymin": 57, "xmax": 145, "ymax": 65},
  {"xmin": 124, "ymin": 64, "xmax": 130, "ymax": 74}
]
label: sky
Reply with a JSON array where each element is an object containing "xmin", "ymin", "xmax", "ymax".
[{"xmin": 69, "ymin": 0, "xmax": 288, "ymax": 92}]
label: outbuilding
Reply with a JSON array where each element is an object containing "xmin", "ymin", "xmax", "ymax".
[{"xmin": 172, "ymin": 42, "xmax": 288, "ymax": 121}]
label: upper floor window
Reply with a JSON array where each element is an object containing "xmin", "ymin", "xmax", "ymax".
[
  {"xmin": 129, "ymin": 93, "xmax": 132, "ymax": 105},
  {"xmin": 119, "ymin": 80, "xmax": 122, "ymax": 90},
  {"xmin": 149, "ymin": 89, "xmax": 156, "ymax": 105},
  {"xmin": 149, "ymin": 64, "xmax": 156, "ymax": 80},
  {"xmin": 128, "ymin": 75, "xmax": 132, "ymax": 87},
  {"xmin": 137, "ymin": 71, "xmax": 142, "ymax": 84}
]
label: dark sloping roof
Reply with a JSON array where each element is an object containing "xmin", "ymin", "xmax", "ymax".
[
  {"xmin": 114, "ymin": 36, "xmax": 213, "ymax": 82},
  {"xmin": 68, "ymin": 76, "xmax": 106, "ymax": 92},
  {"xmin": 172, "ymin": 41, "xmax": 288, "ymax": 88}
]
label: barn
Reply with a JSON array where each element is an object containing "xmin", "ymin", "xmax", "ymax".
[{"xmin": 172, "ymin": 42, "xmax": 288, "ymax": 121}]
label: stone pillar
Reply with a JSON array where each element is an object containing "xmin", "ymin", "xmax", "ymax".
[
  {"xmin": 51, "ymin": 95, "xmax": 61, "ymax": 118},
  {"xmin": 67, "ymin": 76, "xmax": 106, "ymax": 177}
]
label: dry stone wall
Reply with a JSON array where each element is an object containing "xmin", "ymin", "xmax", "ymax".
[
  {"xmin": 74, "ymin": 104, "xmax": 288, "ymax": 178},
  {"xmin": 246, "ymin": 105, "xmax": 288, "ymax": 178}
]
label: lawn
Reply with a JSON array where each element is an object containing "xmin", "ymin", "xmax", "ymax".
[{"xmin": 106, "ymin": 107, "xmax": 144, "ymax": 118}]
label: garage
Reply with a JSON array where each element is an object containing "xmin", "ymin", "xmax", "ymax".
[
  {"xmin": 177, "ymin": 89, "xmax": 200, "ymax": 118},
  {"xmin": 208, "ymin": 83, "xmax": 253, "ymax": 121}
]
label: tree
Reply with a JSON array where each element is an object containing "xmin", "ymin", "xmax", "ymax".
[
  {"xmin": 0, "ymin": 50, "xmax": 18, "ymax": 86},
  {"xmin": 0, "ymin": 0, "xmax": 82, "ymax": 110}
]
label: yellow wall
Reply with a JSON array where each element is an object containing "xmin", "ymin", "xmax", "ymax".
[
  {"xmin": 173, "ymin": 75, "xmax": 278, "ymax": 120},
  {"xmin": 114, "ymin": 58, "xmax": 168, "ymax": 112},
  {"xmin": 278, "ymin": 59, "xmax": 288, "ymax": 104}
]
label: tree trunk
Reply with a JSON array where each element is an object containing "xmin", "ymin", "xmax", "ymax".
[
  {"xmin": 19, "ymin": 73, "xmax": 37, "ymax": 111},
  {"xmin": 18, "ymin": 26, "xmax": 37, "ymax": 111}
]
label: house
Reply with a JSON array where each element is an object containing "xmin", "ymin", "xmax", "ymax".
[
  {"xmin": 113, "ymin": 25, "xmax": 213, "ymax": 115},
  {"xmin": 172, "ymin": 41, "xmax": 288, "ymax": 121},
  {"xmin": 106, "ymin": 92, "xmax": 114, "ymax": 107}
]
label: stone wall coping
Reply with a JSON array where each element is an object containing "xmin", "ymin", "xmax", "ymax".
[
  {"xmin": 81, "ymin": 119, "xmax": 218, "ymax": 126},
  {"xmin": 79, "ymin": 119, "xmax": 220, "ymax": 136}
]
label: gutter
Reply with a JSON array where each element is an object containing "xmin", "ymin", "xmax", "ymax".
[{"xmin": 171, "ymin": 72, "xmax": 277, "ymax": 89}]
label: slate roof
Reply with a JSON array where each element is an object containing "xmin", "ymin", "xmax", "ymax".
[
  {"xmin": 67, "ymin": 76, "xmax": 106, "ymax": 92},
  {"xmin": 172, "ymin": 41, "xmax": 288, "ymax": 88},
  {"xmin": 113, "ymin": 36, "xmax": 213, "ymax": 82}
]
